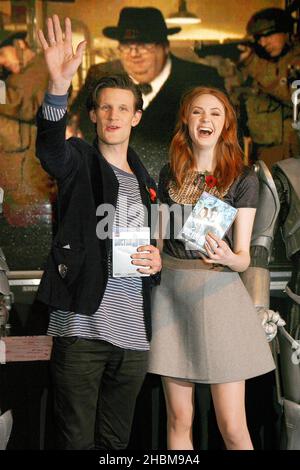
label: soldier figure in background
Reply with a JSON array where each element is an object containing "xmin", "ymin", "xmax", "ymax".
[
  {"xmin": 0, "ymin": 30, "xmax": 54, "ymax": 270},
  {"xmin": 235, "ymin": 8, "xmax": 300, "ymax": 168}
]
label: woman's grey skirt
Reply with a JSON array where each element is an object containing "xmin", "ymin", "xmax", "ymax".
[{"xmin": 148, "ymin": 254, "xmax": 275, "ymax": 384}]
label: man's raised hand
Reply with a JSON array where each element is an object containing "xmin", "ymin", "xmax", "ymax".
[{"xmin": 37, "ymin": 15, "xmax": 86, "ymax": 95}]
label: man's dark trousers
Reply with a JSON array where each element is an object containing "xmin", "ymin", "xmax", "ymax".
[{"xmin": 51, "ymin": 336, "xmax": 149, "ymax": 450}]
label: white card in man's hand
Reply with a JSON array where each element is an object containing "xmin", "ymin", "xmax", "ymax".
[{"xmin": 112, "ymin": 227, "xmax": 150, "ymax": 277}]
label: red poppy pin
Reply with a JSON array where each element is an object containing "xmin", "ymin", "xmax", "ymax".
[
  {"xmin": 205, "ymin": 175, "xmax": 218, "ymax": 189},
  {"xmin": 146, "ymin": 186, "xmax": 157, "ymax": 203}
]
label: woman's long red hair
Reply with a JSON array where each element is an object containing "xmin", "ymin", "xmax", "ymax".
[{"xmin": 170, "ymin": 87, "xmax": 244, "ymax": 191}]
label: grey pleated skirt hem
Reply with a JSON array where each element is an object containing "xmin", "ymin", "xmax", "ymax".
[{"xmin": 148, "ymin": 254, "xmax": 275, "ymax": 384}]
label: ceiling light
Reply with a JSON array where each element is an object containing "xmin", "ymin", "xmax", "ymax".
[{"xmin": 166, "ymin": 0, "xmax": 201, "ymax": 25}]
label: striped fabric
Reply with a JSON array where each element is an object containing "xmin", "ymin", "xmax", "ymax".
[
  {"xmin": 42, "ymin": 91, "xmax": 68, "ymax": 121},
  {"xmin": 42, "ymin": 93, "xmax": 149, "ymax": 350},
  {"xmin": 42, "ymin": 103, "xmax": 66, "ymax": 121}
]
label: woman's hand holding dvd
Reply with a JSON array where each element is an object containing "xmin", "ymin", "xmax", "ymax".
[{"xmin": 199, "ymin": 232, "xmax": 235, "ymax": 266}]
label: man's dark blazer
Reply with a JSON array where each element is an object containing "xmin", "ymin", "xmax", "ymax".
[
  {"xmin": 36, "ymin": 110, "xmax": 159, "ymax": 341},
  {"xmin": 71, "ymin": 54, "xmax": 225, "ymax": 179}
]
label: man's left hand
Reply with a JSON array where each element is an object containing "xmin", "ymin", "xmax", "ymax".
[{"xmin": 131, "ymin": 245, "xmax": 162, "ymax": 275}]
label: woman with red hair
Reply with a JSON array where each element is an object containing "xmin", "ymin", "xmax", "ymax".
[{"xmin": 148, "ymin": 87, "xmax": 275, "ymax": 450}]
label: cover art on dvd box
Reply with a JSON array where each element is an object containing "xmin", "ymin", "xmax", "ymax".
[{"xmin": 178, "ymin": 192, "xmax": 237, "ymax": 253}]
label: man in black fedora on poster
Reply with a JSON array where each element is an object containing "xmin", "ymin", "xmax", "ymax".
[{"xmin": 70, "ymin": 6, "xmax": 224, "ymax": 180}]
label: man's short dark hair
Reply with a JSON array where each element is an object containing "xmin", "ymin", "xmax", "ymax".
[{"xmin": 86, "ymin": 74, "xmax": 143, "ymax": 112}]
